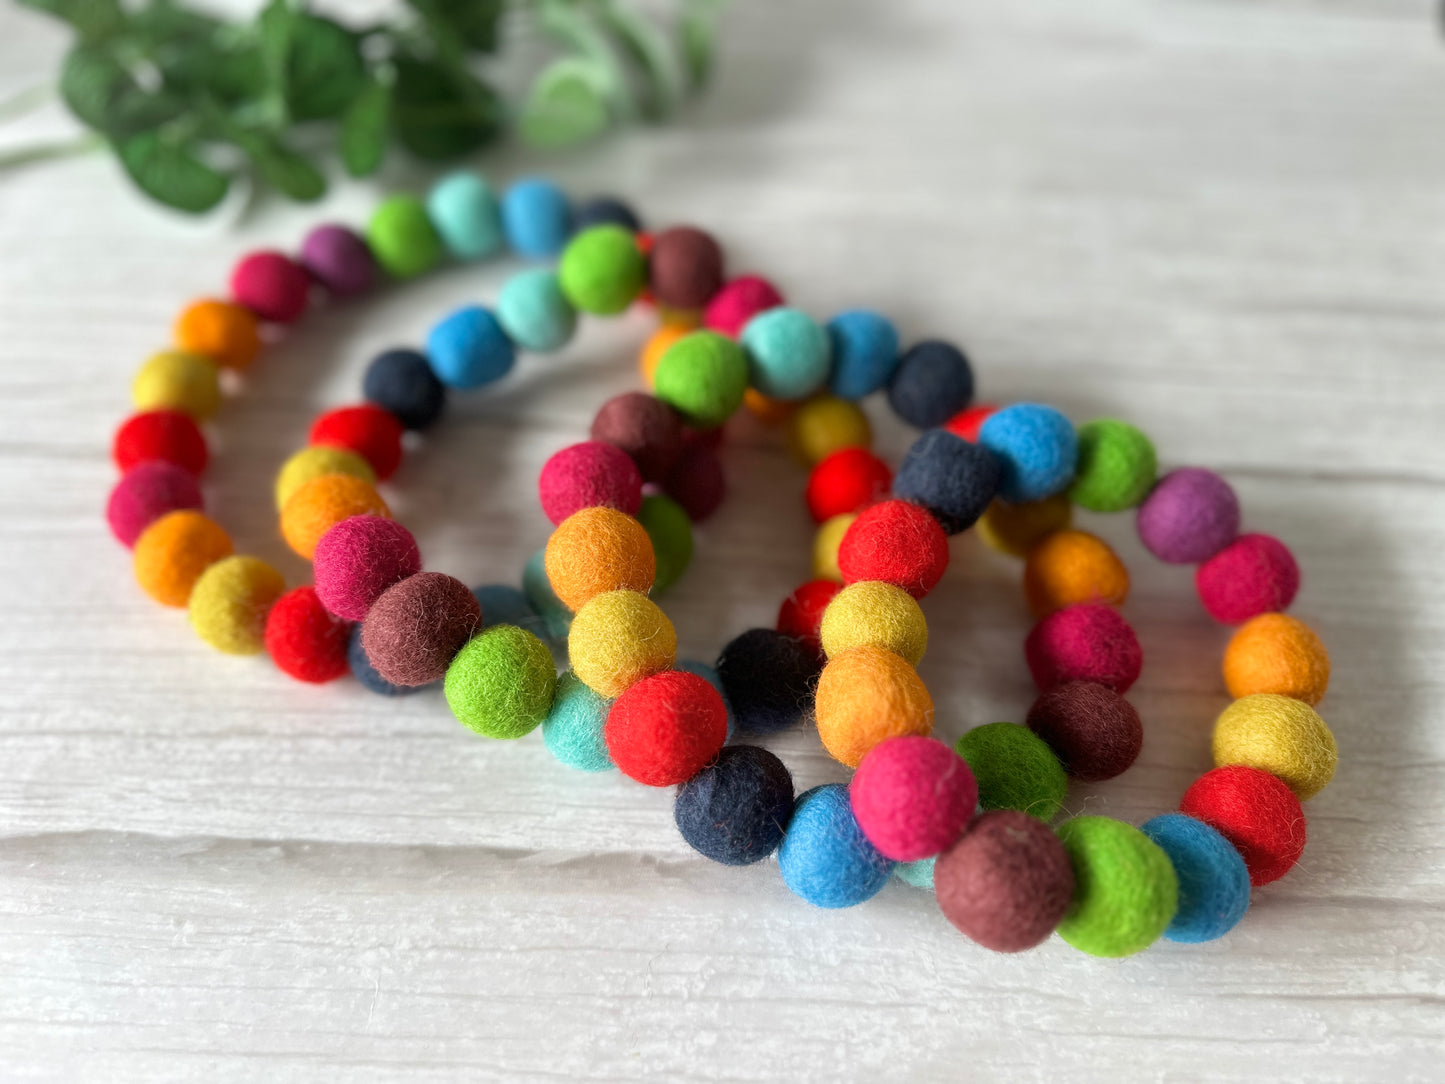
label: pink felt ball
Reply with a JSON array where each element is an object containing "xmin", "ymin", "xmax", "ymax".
[
  {"xmin": 849, "ymin": 736, "xmax": 978, "ymax": 862},
  {"xmin": 1195, "ymin": 533, "xmax": 1301, "ymax": 624},
  {"xmin": 313, "ymin": 515, "xmax": 422, "ymax": 621},
  {"xmin": 106, "ymin": 461, "xmax": 204, "ymax": 547},
  {"xmin": 702, "ymin": 275, "xmax": 784, "ymax": 337},
  {"xmin": 538, "ymin": 440, "xmax": 643, "ymax": 525},
  {"xmin": 1024, "ymin": 602, "xmax": 1142, "ymax": 693},
  {"xmin": 230, "ymin": 250, "xmax": 311, "ymax": 323}
]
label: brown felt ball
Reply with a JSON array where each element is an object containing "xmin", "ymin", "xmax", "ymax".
[
  {"xmin": 1025, "ymin": 680, "xmax": 1143, "ymax": 782},
  {"xmin": 589, "ymin": 392, "xmax": 684, "ymax": 483},
  {"xmin": 361, "ymin": 572, "xmax": 481, "ymax": 687},
  {"xmin": 648, "ymin": 226, "xmax": 724, "ymax": 309}
]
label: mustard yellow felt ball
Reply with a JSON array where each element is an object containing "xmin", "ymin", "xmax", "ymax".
[
  {"xmin": 544, "ymin": 506, "xmax": 656, "ymax": 612},
  {"xmin": 787, "ymin": 395, "xmax": 872, "ymax": 466},
  {"xmin": 977, "ymin": 495, "xmax": 1072, "ymax": 558},
  {"xmin": 815, "ymin": 645, "xmax": 934, "ymax": 767},
  {"xmin": 133, "ymin": 510, "xmax": 233, "ymax": 607},
  {"xmin": 1222, "ymin": 613, "xmax": 1330, "ymax": 705},
  {"xmin": 274, "ymin": 446, "xmax": 376, "ymax": 510},
  {"xmin": 1212, "ymin": 693, "xmax": 1338, "ymax": 800},
  {"xmin": 132, "ymin": 350, "xmax": 221, "ymax": 420},
  {"xmin": 280, "ymin": 474, "xmax": 389, "ymax": 560},
  {"xmin": 188, "ymin": 555, "xmax": 286, "ymax": 655},
  {"xmin": 819, "ymin": 580, "xmax": 929, "ymax": 666},
  {"xmin": 812, "ymin": 513, "xmax": 857, "ymax": 582},
  {"xmin": 568, "ymin": 589, "xmax": 677, "ymax": 697}
]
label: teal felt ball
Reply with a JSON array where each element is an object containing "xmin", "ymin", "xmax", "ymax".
[
  {"xmin": 895, "ymin": 857, "xmax": 936, "ymax": 890},
  {"xmin": 497, "ymin": 269, "xmax": 578, "ymax": 352},
  {"xmin": 543, "ymin": 670, "xmax": 615, "ymax": 772},
  {"xmin": 523, "ymin": 547, "xmax": 573, "ymax": 642},
  {"xmin": 740, "ymin": 307, "xmax": 832, "ymax": 401},
  {"xmin": 426, "ymin": 172, "xmax": 503, "ymax": 261}
]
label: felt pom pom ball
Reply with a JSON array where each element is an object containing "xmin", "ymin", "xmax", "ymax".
[
  {"xmin": 590, "ymin": 392, "xmax": 684, "ymax": 482},
  {"xmin": 362, "ymin": 572, "xmax": 481, "ymax": 687},
  {"xmin": 819, "ymin": 580, "xmax": 929, "ymax": 666},
  {"xmin": 778, "ymin": 784, "xmax": 896, "ymax": 908},
  {"xmin": 174, "ymin": 298, "xmax": 260, "ymax": 370},
  {"xmin": 827, "ymin": 309, "xmax": 899, "ymax": 400},
  {"xmin": 133, "ymin": 510, "xmax": 233, "ymax": 607},
  {"xmin": 363, "ymin": 349, "xmax": 446, "ymax": 431},
  {"xmin": 1140, "ymin": 813, "xmax": 1251, "ymax": 944},
  {"xmin": 1196, "ymin": 533, "xmax": 1300, "ymax": 625},
  {"xmin": 776, "ymin": 579, "xmax": 841, "ymax": 655},
  {"xmin": 1026, "ymin": 681, "xmax": 1143, "ymax": 782},
  {"xmin": 132, "ymin": 350, "xmax": 221, "ymax": 421},
  {"xmin": 473, "ymin": 584, "xmax": 549, "ymax": 641},
  {"xmin": 574, "ymin": 195, "xmax": 642, "ymax": 233},
  {"xmin": 805, "ymin": 447, "xmax": 892, "ymax": 524},
  {"xmin": 942, "ymin": 403, "xmax": 996, "ymax": 443},
  {"xmin": 348, "ymin": 625, "xmax": 421, "ymax": 696},
  {"xmin": 313, "ymin": 515, "xmax": 422, "ymax": 621},
  {"xmin": 501, "ymin": 177, "xmax": 572, "ymax": 258},
  {"xmin": 538, "ymin": 441, "xmax": 644, "ymax": 525},
  {"xmin": 559, "ymin": 225, "xmax": 647, "ymax": 315},
  {"xmin": 812, "ymin": 513, "xmax": 857, "ymax": 583},
  {"xmin": 497, "ymin": 269, "xmax": 577, "ymax": 353},
  {"xmin": 114, "ymin": 410, "xmax": 208, "ymax": 475},
  {"xmin": 107, "ymin": 461, "xmax": 203, "ymax": 547},
  {"xmin": 887, "ymin": 340, "xmax": 974, "ymax": 429},
  {"xmin": 1212, "ymin": 692, "xmax": 1337, "ymax": 800},
  {"xmin": 653, "ymin": 331, "xmax": 749, "ymax": 428},
  {"xmin": 1136, "ymin": 467, "xmax": 1240, "ymax": 564},
  {"xmin": 544, "ymin": 505, "xmax": 656, "ymax": 612},
  {"xmin": 605, "ymin": 670, "xmax": 728, "ymax": 786},
  {"xmin": 787, "ymin": 395, "xmax": 871, "ymax": 466},
  {"xmin": 953, "ymin": 723, "xmax": 1067, "ymax": 821},
  {"xmin": 934, "ymin": 810, "xmax": 1075, "ymax": 952},
  {"xmin": 1179, "ymin": 765, "xmax": 1306, "ymax": 886},
  {"xmin": 675, "ymin": 659, "xmax": 735, "ymax": 739},
  {"xmin": 189, "ymin": 555, "xmax": 286, "ymax": 655},
  {"xmin": 230, "ymin": 250, "xmax": 310, "ymax": 323},
  {"xmin": 445, "ymin": 625, "xmax": 557, "ymax": 740},
  {"xmin": 300, "ymin": 224, "xmax": 375, "ymax": 297},
  {"xmin": 280, "ymin": 474, "xmax": 389, "ymax": 561},
  {"xmin": 838, "ymin": 499, "xmax": 949, "ymax": 599},
  {"xmin": 265, "ymin": 586, "xmax": 352, "ymax": 683},
  {"xmin": 1023, "ymin": 528, "xmax": 1130, "ymax": 617},
  {"xmin": 635, "ymin": 494, "xmax": 693, "ymax": 593},
  {"xmin": 523, "ymin": 547, "xmax": 573, "ymax": 643},
  {"xmin": 543, "ymin": 670, "xmax": 614, "ymax": 772},
  {"xmin": 366, "ymin": 195, "xmax": 443, "ymax": 279},
  {"xmin": 675, "ymin": 745, "xmax": 794, "ymax": 865},
  {"xmin": 639, "ymin": 323, "xmax": 693, "ymax": 388},
  {"xmin": 662, "ymin": 442, "xmax": 726, "ymax": 521},
  {"xmin": 310, "ymin": 404, "xmax": 404, "ymax": 481},
  {"xmin": 740, "ymin": 308, "xmax": 832, "ymax": 401},
  {"xmin": 568, "ymin": 590, "xmax": 677, "ymax": 697},
  {"xmin": 1070, "ymin": 419, "xmax": 1157, "ymax": 512},
  {"xmin": 715, "ymin": 628, "xmax": 819, "ymax": 734},
  {"xmin": 648, "ymin": 226, "xmax": 724, "ymax": 310},
  {"xmin": 891, "ymin": 428, "xmax": 1000, "ymax": 534},
  {"xmin": 815, "ymin": 645, "xmax": 933, "ymax": 767},
  {"xmin": 1055, "ymin": 816, "xmax": 1179, "ymax": 958},
  {"xmin": 896, "ymin": 858, "xmax": 936, "ymax": 889},
  {"xmin": 978, "ymin": 403, "xmax": 1078, "ymax": 503},
  {"xmin": 273, "ymin": 446, "xmax": 375, "ymax": 510},
  {"xmin": 1222, "ymin": 613, "xmax": 1330, "ymax": 706},
  {"xmin": 426, "ymin": 171, "xmax": 503, "ymax": 260},
  {"xmin": 850, "ymin": 736, "xmax": 978, "ymax": 861},
  {"xmin": 1025, "ymin": 603, "xmax": 1142, "ymax": 693},
  {"xmin": 426, "ymin": 306, "xmax": 516, "ymax": 390},
  {"xmin": 703, "ymin": 275, "xmax": 783, "ymax": 336},
  {"xmin": 977, "ymin": 494, "xmax": 1072, "ymax": 558}
]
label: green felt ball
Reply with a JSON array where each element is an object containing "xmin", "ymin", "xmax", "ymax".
[
  {"xmin": 444, "ymin": 625, "xmax": 557, "ymax": 739},
  {"xmin": 954, "ymin": 722, "xmax": 1067, "ymax": 822},
  {"xmin": 635, "ymin": 494, "xmax": 693, "ymax": 593},
  {"xmin": 367, "ymin": 195, "xmax": 444, "ymax": 279},
  {"xmin": 1055, "ymin": 816, "xmax": 1179, "ymax": 958},
  {"xmin": 1069, "ymin": 419, "xmax": 1157, "ymax": 512},
  {"xmin": 653, "ymin": 330, "xmax": 749, "ymax": 428},
  {"xmin": 558, "ymin": 225, "xmax": 647, "ymax": 315}
]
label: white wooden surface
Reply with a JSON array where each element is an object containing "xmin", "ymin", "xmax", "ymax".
[{"xmin": 2, "ymin": 0, "xmax": 1444, "ymax": 1080}]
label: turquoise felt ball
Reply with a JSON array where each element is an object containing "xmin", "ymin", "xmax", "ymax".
[
  {"xmin": 426, "ymin": 306, "xmax": 515, "ymax": 389},
  {"xmin": 740, "ymin": 307, "xmax": 832, "ymax": 401},
  {"xmin": 426, "ymin": 172, "xmax": 503, "ymax": 260},
  {"xmin": 497, "ymin": 269, "xmax": 578, "ymax": 352},
  {"xmin": 543, "ymin": 670, "xmax": 615, "ymax": 772}
]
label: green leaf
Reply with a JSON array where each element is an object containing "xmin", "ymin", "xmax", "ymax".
[
  {"xmin": 519, "ymin": 57, "xmax": 611, "ymax": 148},
  {"xmin": 17, "ymin": 0, "xmax": 123, "ymax": 43},
  {"xmin": 391, "ymin": 56, "xmax": 501, "ymax": 160},
  {"xmin": 405, "ymin": 0, "xmax": 505, "ymax": 53},
  {"xmin": 113, "ymin": 131, "xmax": 229, "ymax": 213},
  {"xmin": 285, "ymin": 14, "xmax": 367, "ymax": 121},
  {"xmin": 256, "ymin": 0, "xmax": 294, "ymax": 125},
  {"xmin": 680, "ymin": 1, "xmax": 720, "ymax": 90},
  {"xmin": 599, "ymin": 2, "xmax": 681, "ymax": 121},
  {"xmin": 340, "ymin": 80, "xmax": 389, "ymax": 177},
  {"xmin": 538, "ymin": 0, "xmax": 633, "ymax": 120},
  {"xmin": 235, "ymin": 131, "xmax": 327, "ymax": 201},
  {"xmin": 60, "ymin": 45, "xmax": 186, "ymax": 138}
]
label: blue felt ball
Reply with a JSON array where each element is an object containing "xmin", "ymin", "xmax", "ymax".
[
  {"xmin": 522, "ymin": 548, "xmax": 573, "ymax": 642},
  {"xmin": 496, "ymin": 269, "xmax": 578, "ymax": 353},
  {"xmin": 895, "ymin": 857, "xmax": 936, "ymax": 890},
  {"xmin": 348, "ymin": 625, "xmax": 423, "ymax": 696},
  {"xmin": 779, "ymin": 784, "xmax": 896, "ymax": 908},
  {"xmin": 426, "ymin": 305, "xmax": 515, "ymax": 389},
  {"xmin": 1141, "ymin": 813, "xmax": 1251, "ymax": 943},
  {"xmin": 501, "ymin": 177, "xmax": 572, "ymax": 258},
  {"xmin": 543, "ymin": 670, "xmax": 614, "ymax": 772},
  {"xmin": 887, "ymin": 340, "xmax": 974, "ymax": 428},
  {"xmin": 573, "ymin": 196, "xmax": 642, "ymax": 234},
  {"xmin": 363, "ymin": 348, "xmax": 446, "ymax": 430},
  {"xmin": 715, "ymin": 628, "xmax": 820, "ymax": 734},
  {"xmin": 426, "ymin": 172, "xmax": 503, "ymax": 261},
  {"xmin": 977, "ymin": 402, "xmax": 1078, "ymax": 502},
  {"xmin": 827, "ymin": 309, "xmax": 900, "ymax": 400},
  {"xmin": 892, "ymin": 428, "xmax": 1001, "ymax": 534},
  {"xmin": 675, "ymin": 745, "xmax": 794, "ymax": 865},
  {"xmin": 739, "ymin": 307, "xmax": 832, "ymax": 401},
  {"xmin": 676, "ymin": 658, "xmax": 735, "ymax": 740},
  {"xmin": 472, "ymin": 583, "xmax": 550, "ymax": 642}
]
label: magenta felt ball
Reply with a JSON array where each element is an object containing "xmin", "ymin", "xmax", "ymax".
[
  {"xmin": 300, "ymin": 224, "xmax": 376, "ymax": 297},
  {"xmin": 313, "ymin": 515, "xmax": 422, "ymax": 621},
  {"xmin": 538, "ymin": 441, "xmax": 643, "ymax": 525},
  {"xmin": 1025, "ymin": 603, "xmax": 1142, "ymax": 693},
  {"xmin": 849, "ymin": 736, "xmax": 978, "ymax": 862},
  {"xmin": 106, "ymin": 461, "xmax": 203, "ymax": 547},
  {"xmin": 1136, "ymin": 467, "xmax": 1240, "ymax": 564},
  {"xmin": 702, "ymin": 275, "xmax": 784, "ymax": 337},
  {"xmin": 1195, "ymin": 533, "xmax": 1300, "ymax": 624},
  {"xmin": 230, "ymin": 250, "xmax": 311, "ymax": 323}
]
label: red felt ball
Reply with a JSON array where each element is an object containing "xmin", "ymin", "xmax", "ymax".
[
  {"xmin": 702, "ymin": 275, "xmax": 784, "ymax": 337},
  {"xmin": 361, "ymin": 572, "xmax": 480, "ymax": 687},
  {"xmin": 1025, "ymin": 680, "xmax": 1142, "ymax": 782},
  {"xmin": 538, "ymin": 440, "xmax": 644, "ymax": 525},
  {"xmin": 805, "ymin": 447, "xmax": 893, "ymax": 524},
  {"xmin": 850, "ymin": 736, "xmax": 978, "ymax": 861},
  {"xmin": 942, "ymin": 403, "xmax": 997, "ymax": 442},
  {"xmin": 1195, "ymin": 533, "xmax": 1301, "ymax": 625},
  {"xmin": 313, "ymin": 515, "xmax": 422, "ymax": 621},
  {"xmin": 776, "ymin": 579, "xmax": 841, "ymax": 655},
  {"xmin": 662, "ymin": 442, "xmax": 726, "ymax": 522},
  {"xmin": 837, "ymin": 499, "xmax": 949, "ymax": 598},
  {"xmin": 589, "ymin": 391, "xmax": 684, "ymax": 482},
  {"xmin": 1024, "ymin": 603, "xmax": 1142, "ymax": 693},
  {"xmin": 230, "ymin": 249, "xmax": 311, "ymax": 323},
  {"xmin": 265, "ymin": 586, "xmax": 352, "ymax": 683},
  {"xmin": 310, "ymin": 404, "xmax": 404, "ymax": 481},
  {"xmin": 605, "ymin": 670, "xmax": 729, "ymax": 786},
  {"xmin": 113, "ymin": 410, "xmax": 209, "ymax": 475},
  {"xmin": 105, "ymin": 461, "xmax": 203, "ymax": 547},
  {"xmin": 1179, "ymin": 765, "xmax": 1306, "ymax": 886},
  {"xmin": 648, "ymin": 226, "xmax": 725, "ymax": 310}
]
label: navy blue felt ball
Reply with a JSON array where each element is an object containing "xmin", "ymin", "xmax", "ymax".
[
  {"xmin": 674, "ymin": 745, "xmax": 794, "ymax": 865},
  {"xmin": 892, "ymin": 428, "xmax": 1000, "ymax": 534},
  {"xmin": 362, "ymin": 348, "xmax": 446, "ymax": 431},
  {"xmin": 348, "ymin": 625, "xmax": 424, "ymax": 696},
  {"xmin": 573, "ymin": 196, "xmax": 642, "ymax": 234},
  {"xmin": 886, "ymin": 340, "xmax": 974, "ymax": 428},
  {"xmin": 778, "ymin": 784, "xmax": 896, "ymax": 908},
  {"xmin": 715, "ymin": 628, "xmax": 820, "ymax": 734}
]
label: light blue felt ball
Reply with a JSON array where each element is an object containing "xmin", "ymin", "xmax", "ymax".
[
  {"xmin": 426, "ymin": 172, "xmax": 503, "ymax": 261},
  {"xmin": 778, "ymin": 784, "xmax": 896, "ymax": 908},
  {"xmin": 543, "ymin": 670, "xmax": 614, "ymax": 772},
  {"xmin": 426, "ymin": 306, "xmax": 515, "ymax": 389},
  {"xmin": 827, "ymin": 309, "xmax": 900, "ymax": 400},
  {"xmin": 472, "ymin": 583, "xmax": 550, "ymax": 643},
  {"xmin": 977, "ymin": 402, "xmax": 1078, "ymax": 502},
  {"xmin": 501, "ymin": 177, "xmax": 572, "ymax": 258},
  {"xmin": 895, "ymin": 857, "xmax": 936, "ymax": 890},
  {"xmin": 496, "ymin": 269, "xmax": 577, "ymax": 353},
  {"xmin": 1141, "ymin": 813, "xmax": 1251, "ymax": 943},
  {"xmin": 522, "ymin": 548, "xmax": 573, "ymax": 643},
  {"xmin": 739, "ymin": 307, "xmax": 832, "ymax": 401},
  {"xmin": 675, "ymin": 658, "xmax": 735, "ymax": 741}
]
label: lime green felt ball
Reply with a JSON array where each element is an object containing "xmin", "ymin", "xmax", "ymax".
[
  {"xmin": 558, "ymin": 225, "xmax": 647, "ymax": 315},
  {"xmin": 367, "ymin": 195, "xmax": 444, "ymax": 279},
  {"xmin": 636, "ymin": 494, "xmax": 693, "ymax": 593},
  {"xmin": 1069, "ymin": 419, "xmax": 1157, "ymax": 512},
  {"xmin": 954, "ymin": 722, "xmax": 1067, "ymax": 821},
  {"xmin": 444, "ymin": 625, "xmax": 558, "ymax": 739},
  {"xmin": 1055, "ymin": 816, "xmax": 1179, "ymax": 958},
  {"xmin": 653, "ymin": 330, "xmax": 748, "ymax": 428}
]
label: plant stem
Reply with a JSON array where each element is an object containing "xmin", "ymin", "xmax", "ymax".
[
  {"xmin": 0, "ymin": 133, "xmax": 104, "ymax": 170},
  {"xmin": 0, "ymin": 83, "xmax": 56, "ymax": 123}
]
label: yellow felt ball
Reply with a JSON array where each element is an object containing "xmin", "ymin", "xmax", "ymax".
[
  {"xmin": 1222, "ymin": 613, "xmax": 1330, "ymax": 705},
  {"xmin": 812, "ymin": 513, "xmax": 857, "ymax": 582},
  {"xmin": 787, "ymin": 395, "xmax": 872, "ymax": 465},
  {"xmin": 976, "ymin": 495, "xmax": 1072, "ymax": 558},
  {"xmin": 280, "ymin": 474, "xmax": 389, "ymax": 560},
  {"xmin": 188, "ymin": 555, "xmax": 286, "ymax": 655},
  {"xmin": 133, "ymin": 510, "xmax": 234, "ymax": 608},
  {"xmin": 819, "ymin": 580, "xmax": 929, "ymax": 666},
  {"xmin": 1022, "ymin": 528, "xmax": 1130, "ymax": 617},
  {"xmin": 568, "ymin": 589, "xmax": 677, "ymax": 697},
  {"xmin": 640, "ymin": 324, "xmax": 692, "ymax": 389},
  {"xmin": 131, "ymin": 350, "xmax": 222, "ymax": 420},
  {"xmin": 274, "ymin": 446, "xmax": 377, "ymax": 510},
  {"xmin": 545, "ymin": 506, "xmax": 656, "ymax": 612},
  {"xmin": 1212, "ymin": 693, "xmax": 1338, "ymax": 800},
  {"xmin": 815, "ymin": 645, "xmax": 934, "ymax": 767}
]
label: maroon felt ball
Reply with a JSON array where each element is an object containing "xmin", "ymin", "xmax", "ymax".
[
  {"xmin": 360, "ymin": 572, "xmax": 481, "ymax": 687},
  {"xmin": 605, "ymin": 669, "xmax": 729, "ymax": 786},
  {"xmin": 589, "ymin": 392, "xmax": 685, "ymax": 483},
  {"xmin": 1024, "ymin": 603, "xmax": 1142, "ymax": 693},
  {"xmin": 703, "ymin": 275, "xmax": 784, "ymax": 337},
  {"xmin": 1195, "ymin": 533, "xmax": 1301, "ymax": 625},
  {"xmin": 300, "ymin": 224, "xmax": 376, "ymax": 297},
  {"xmin": 648, "ymin": 226, "xmax": 724, "ymax": 310},
  {"xmin": 805, "ymin": 447, "xmax": 893, "ymax": 524},
  {"xmin": 837, "ymin": 499, "xmax": 949, "ymax": 599},
  {"xmin": 265, "ymin": 585, "xmax": 352, "ymax": 683},
  {"xmin": 849, "ymin": 736, "xmax": 978, "ymax": 861},
  {"xmin": 538, "ymin": 440, "xmax": 644, "ymax": 525},
  {"xmin": 106, "ymin": 461, "xmax": 204, "ymax": 547},
  {"xmin": 313, "ymin": 515, "xmax": 422, "ymax": 621},
  {"xmin": 310, "ymin": 404, "xmax": 405, "ymax": 481},
  {"xmin": 934, "ymin": 810, "xmax": 1076, "ymax": 953},
  {"xmin": 662, "ymin": 442, "xmax": 726, "ymax": 521},
  {"xmin": 1025, "ymin": 681, "xmax": 1143, "ymax": 782},
  {"xmin": 230, "ymin": 249, "xmax": 312, "ymax": 323},
  {"xmin": 113, "ymin": 410, "xmax": 209, "ymax": 475}
]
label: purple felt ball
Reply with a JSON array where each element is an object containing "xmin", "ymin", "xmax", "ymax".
[
  {"xmin": 106, "ymin": 461, "xmax": 204, "ymax": 547},
  {"xmin": 1136, "ymin": 467, "xmax": 1240, "ymax": 564},
  {"xmin": 300, "ymin": 224, "xmax": 376, "ymax": 297}
]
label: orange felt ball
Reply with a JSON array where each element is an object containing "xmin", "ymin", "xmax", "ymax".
[
  {"xmin": 544, "ymin": 506, "xmax": 657, "ymax": 612},
  {"xmin": 814, "ymin": 644, "xmax": 934, "ymax": 767},
  {"xmin": 280, "ymin": 474, "xmax": 390, "ymax": 560},
  {"xmin": 133, "ymin": 510, "xmax": 234, "ymax": 607},
  {"xmin": 1023, "ymin": 529, "xmax": 1130, "ymax": 617},
  {"xmin": 174, "ymin": 298, "xmax": 261, "ymax": 370},
  {"xmin": 1222, "ymin": 613, "xmax": 1330, "ymax": 705},
  {"xmin": 639, "ymin": 324, "xmax": 691, "ymax": 388},
  {"xmin": 743, "ymin": 387, "xmax": 797, "ymax": 423}
]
